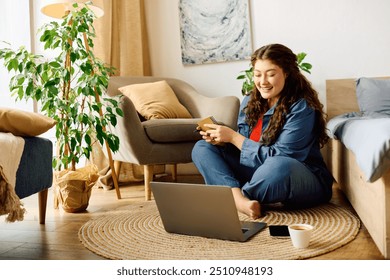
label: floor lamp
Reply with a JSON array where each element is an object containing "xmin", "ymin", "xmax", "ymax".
[{"xmin": 40, "ymin": 0, "xmax": 122, "ymax": 199}]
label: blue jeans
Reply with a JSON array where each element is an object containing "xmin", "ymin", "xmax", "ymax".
[{"xmin": 191, "ymin": 140, "xmax": 332, "ymax": 208}]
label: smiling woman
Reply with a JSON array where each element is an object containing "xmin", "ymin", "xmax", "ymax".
[
  {"xmin": 253, "ymin": 59, "xmax": 287, "ymax": 108},
  {"xmin": 192, "ymin": 43, "xmax": 333, "ymax": 220},
  {"xmin": 237, "ymin": 52, "xmax": 312, "ymax": 96}
]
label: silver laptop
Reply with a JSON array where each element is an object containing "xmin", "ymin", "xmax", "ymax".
[{"xmin": 150, "ymin": 181, "xmax": 267, "ymax": 242}]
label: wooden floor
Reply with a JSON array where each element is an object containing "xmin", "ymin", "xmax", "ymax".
[{"xmin": 0, "ymin": 174, "xmax": 385, "ymax": 260}]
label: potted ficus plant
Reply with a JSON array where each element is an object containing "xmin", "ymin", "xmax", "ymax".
[
  {"xmin": 0, "ymin": 2, "xmax": 123, "ymax": 212},
  {"xmin": 237, "ymin": 52, "xmax": 313, "ymax": 95}
]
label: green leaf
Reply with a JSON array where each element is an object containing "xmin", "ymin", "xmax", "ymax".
[
  {"xmin": 83, "ymin": 114, "xmax": 90, "ymax": 124},
  {"xmin": 17, "ymin": 86, "xmax": 24, "ymax": 100},
  {"xmin": 92, "ymin": 104, "xmax": 101, "ymax": 112},
  {"xmin": 7, "ymin": 58, "xmax": 17, "ymax": 71},
  {"xmin": 52, "ymin": 157, "xmax": 58, "ymax": 169},
  {"xmin": 297, "ymin": 52, "xmax": 307, "ymax": 64},
  {"xmin": 106, "ymin": 134, "xmax": 120, "ymax": 152},
  {"xmin": 17, "ymin": 76, "xmax": 25, "ymax": 85},
  {"xmin": 26, "ymin": 81, "xmax": 33, "ymax": 96},
  {"xmin": 116, "ymin": 108, "xmax": 124, "ymax": 117},
  {"xmin": 25, "ymin": 61, "xmax": 33, "ymax": 70},
  {"xmin": 70, "ymin": 137, "xmax": 77, "ymax": 151},
  {"xmin": 48, "ymin": 85, "xmax": 59, "ymax": 96},
  {"xmin": 35, "ymin": 88, "xmax": 43, "ymax": 101},
  {"xmin": 85, "ymin": 134, "xmax": 91, "ymax": 146},
  {"xmin": 76, "ymin": 130, "xmax": 82, "ymax": 144},
  {"xmin": 82, "ymin": 86, "xmax": 92, "ymax": 96},
  {"xmin": 41, "ymin": 70, "xmax": 48, "ymax": 82},
  {"xmin": 49, "ymin": 61, "xmax": 61, "ymax": 68},
  {"xmin": 41, "ymin": 100, "xmax": 50, "ymax": 112},
  {"xmin": 36, "ymin": 63, "xmax": 43, "ymax": 74},
  {"xmin": 301, "ymin": 62, "xmax": 312, "ymax": 70},
  {"xmin": 70, "ymin": 52, "xmax": 78, "ymax": 63},
  {"xmin": 110, "ymin": 115, "xmax": 117, "ymax": 126}
]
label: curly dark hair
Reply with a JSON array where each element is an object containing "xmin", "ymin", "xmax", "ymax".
[{"xmin": 245, "ymin": 44, "xmax": 329, "ymax": 147}]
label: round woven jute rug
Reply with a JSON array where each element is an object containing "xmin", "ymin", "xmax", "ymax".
[{"xmin": 78, "ymin": 201, "xmax": 360, "ymax": 260}]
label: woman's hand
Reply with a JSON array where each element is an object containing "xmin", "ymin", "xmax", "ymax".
[
  {"xmin": 201, "ymin": 124, "xmax": 231, "ymax": 143},
  {"xmin": 200, "ymin": 124, "xmax": 246, "ymax": 149}
]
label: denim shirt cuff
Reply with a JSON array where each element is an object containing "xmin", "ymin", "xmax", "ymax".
[{"xmin": 240, "ymin": 138, "xmax": 261, "ymax": 168}]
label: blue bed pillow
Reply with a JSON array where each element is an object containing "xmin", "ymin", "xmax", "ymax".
[{"xmin": 356, "ymin": 77, "xmax": 390, "ymax": 117}]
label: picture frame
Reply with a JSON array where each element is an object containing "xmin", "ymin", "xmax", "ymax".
[{"xmin": 179, "ymin": 0, "xmax": 252, "ymax": 65}]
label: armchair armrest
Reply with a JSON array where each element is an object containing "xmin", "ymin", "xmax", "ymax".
[{"xmin": 106, "ymin": 95, "xmax": 153, "ymax": 164}]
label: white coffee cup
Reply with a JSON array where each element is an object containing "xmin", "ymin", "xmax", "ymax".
[{"xmin": 288, "ymin": 223, "xmax": 314, "ymax": 249}]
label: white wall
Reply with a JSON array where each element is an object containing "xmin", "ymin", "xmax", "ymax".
[
  {"xmin": 144, "ymin": 0, "xmax": 390, "ymax": 107},
  {"xmin": 3, "ymin": 0, "xmax": 389, "ymax": 109}
]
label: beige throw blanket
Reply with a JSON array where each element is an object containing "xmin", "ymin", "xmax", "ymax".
[{"xmin": 0, "ymin": 132, "xmax": 26, "ymax": 222}]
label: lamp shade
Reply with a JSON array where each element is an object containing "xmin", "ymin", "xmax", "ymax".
[{"xmin": 41, "ymin": 0, "xmax": 104, "ymax": 19}]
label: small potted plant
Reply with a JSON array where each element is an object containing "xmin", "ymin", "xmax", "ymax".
[{"xmin": 0, "ymin": 2, "xmax": 123, "ymax": 212}]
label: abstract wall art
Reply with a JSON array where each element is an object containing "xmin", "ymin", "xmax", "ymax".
[{"xmin": 179, "ymin": 0, "xmax": 252, "ymax": 65}]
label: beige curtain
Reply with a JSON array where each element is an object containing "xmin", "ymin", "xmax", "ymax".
[
  {"xmin": 89, "ymin": 0, "xmax": 153, "ymax": 189},
  {"xmin": 93, "ymin": 0, "xmax": 151, "ymax": 76}
]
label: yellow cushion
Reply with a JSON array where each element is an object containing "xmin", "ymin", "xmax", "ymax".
[
  {"xmin": 0, "ymin": 107, "xmax": 56, "ymax": 136},
  {"xmin": 118, "ymin": 80, "xmax": 192, "ymax": 119}
]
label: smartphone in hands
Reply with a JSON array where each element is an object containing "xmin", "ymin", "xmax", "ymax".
[{"xmin": 196, "ymin": 116, "xmax": 219, "ymax": 132}]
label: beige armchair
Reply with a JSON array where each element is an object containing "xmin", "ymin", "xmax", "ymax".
[{"xmin": 106, "ymin": 76, "xmax": 240, "ymax": 200}]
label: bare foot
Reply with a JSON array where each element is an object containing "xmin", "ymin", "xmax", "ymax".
[
  {"xmin": 247, "ymin": 200, "xmax": 261, "ymax": 219},
  {"xmin": 231, "ymin": 188, "xmax": 261, "ymax": 219}
]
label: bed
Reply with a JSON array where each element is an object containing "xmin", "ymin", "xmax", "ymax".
[{"xmin": 325, "ymin": 77, "xmax": 390, "ymax": 259}]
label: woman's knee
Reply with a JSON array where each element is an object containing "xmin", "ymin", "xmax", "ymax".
[
  {"xmin": 242, "ymin": 156, "xmax": 312, "ymax": 203},
  {"xmin": 192, "ymin": 140, "xmax": 225, "ymax": 168},
  {"xmin": 192, "ymin": 140, "xmax": 211, "ymax": 163}
]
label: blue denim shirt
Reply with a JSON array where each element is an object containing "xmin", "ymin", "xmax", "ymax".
[{"xmin": 237, "ymin": 95, "xmax": 333, "ymax": 186}]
